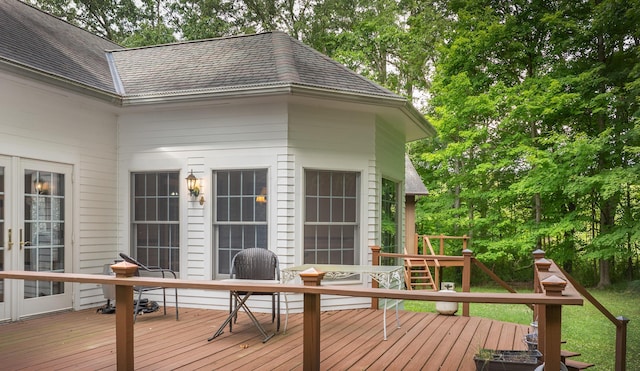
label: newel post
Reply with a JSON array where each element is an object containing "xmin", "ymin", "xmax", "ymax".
[
  {"xmin": 540, "ymin": 275, "xmax": 567, "ymax": 371},
  {"xmin": 462, "ymin": 249, "xmax": 472, "ymax": 317},
  {"xmin": 533, "ymin": 250, "xmax": 547, "ymax": 325},
  {"xmin": 110, "ymin": 261, "xmax": 138, "ymax": 371},
  {"xmin": 615, "ymin": 316, "xmax": 630, "ymax": 371},
  {"xmin": 300, "ymin": 268, "xmax": 326, "ymax": 371},
  {"xmin": 370, "ymin": 246, "xmax": 381, "ymax": 309}
]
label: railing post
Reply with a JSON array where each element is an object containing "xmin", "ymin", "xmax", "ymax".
[
  {"xmin": 533, "ymin": 250, "xmax": 547, "ymax": 326},
  {"xmin": 541, "ymin": 275, "xmax": 567, "ymax": 371},
  {"xmin": 615, "ymin": 316, "xmax": 629, "ymax": 371},
  {"xmin": 370, "ymin": 245, "xmax": 381, "ymax": 309},
  {"xmin": 299, "ymin": 268, "xmax": 326, "ymax": 371},
  {"xmin": 462, "ymin": 249, "xmax": 472, "ymax": 317},
  {"xmin": 532, "ymin": 249, "xmax": 546, "ymax": 293},
  {"xmin": 110, "ymin": 261, "xmax": 138, "ymax": 371},
  {"xmin": 534, "ymin": 256, "xmax": 551, "ymax": 360}
]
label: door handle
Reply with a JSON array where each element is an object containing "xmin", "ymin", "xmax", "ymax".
[
  {"xmin": 19, "ymin": 228, "xmax": 30, "ymax": 249},
  {"xmin": 7, "ymin": 228, "xmax": 12, "ymax": 250}
]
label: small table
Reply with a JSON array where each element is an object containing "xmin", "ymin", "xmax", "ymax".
[
  {"xmin": 208, "ymin": 279, "xmax": 279, "ymax": 343},
  {"xmin": 282, "ymin": 264, "xmax": 404, "ymax": 340}
]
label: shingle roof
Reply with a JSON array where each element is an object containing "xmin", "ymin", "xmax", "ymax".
[
  {"xmin": 0, "ymin": 1, "xmax": 122, "ymax": 93},
  {"xmin": 0, "ymin": 1, "xmax": 399, "ymax": 100},
  {"xmin": 108, "ymin": 31, "xmax": 399, "ymax": 98},
  {"xmin": 405, "ymin": 155, "xmax": 429, "ymax": 196}
]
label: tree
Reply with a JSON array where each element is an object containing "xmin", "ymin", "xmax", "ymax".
[
  {"xmin": 27, "ymin": 0, "xmax": 142, "ymax": 43},
  {"xmin": 413, "ymin": 0, "xmax": 640, "ymax": 285},
  {"xmin": 169, "ymin": 0, "xmax": 241, "ymax": 40}
]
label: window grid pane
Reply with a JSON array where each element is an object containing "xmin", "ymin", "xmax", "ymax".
[
  {"xmin": 214, "ymin": 169, "xmax": 268, "ymax": 276},
  {"xmin": 132, "ymin": 172, "xmax": 180, "ymax": 271},
  {"xmin": 304, "ymin": 170, "xmax": 358, "ymax": 265}
]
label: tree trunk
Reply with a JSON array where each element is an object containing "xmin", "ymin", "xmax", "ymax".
[
  {"xmin": 597, "ymin": 196, "xmax": 617, "ymax": 288},
  {"xmin": 595, "ymin": 22, "xmax": 613, "ymax": 289},
  {"xmin": 597, "ymin": 259, "xmax": 611, "ymax": 288}
]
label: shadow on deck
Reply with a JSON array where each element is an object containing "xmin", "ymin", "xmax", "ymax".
[{"xmin": 0, "ymin": 307, "xmax": 528, "ymax": 370}]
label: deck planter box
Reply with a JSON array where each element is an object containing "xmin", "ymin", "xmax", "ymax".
[{"xmin": 474, "ymin": 349, "xmax": 542, "ymax": 371}]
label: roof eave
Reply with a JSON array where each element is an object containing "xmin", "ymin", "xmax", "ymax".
[
  {"xmin": 0, "ymin": 58, "xmax": 122, "ymax": 105},
  {"xmin": 121, "ymin": 83, "xmax": 436, "ymax": 140}
]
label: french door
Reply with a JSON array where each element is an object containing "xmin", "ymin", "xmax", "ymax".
[{"xmin": 0, "ymin": 156, "xmax": 72, "ymax": 321}]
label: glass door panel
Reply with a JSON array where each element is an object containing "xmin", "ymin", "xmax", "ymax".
[
  {"xmin": 23, "ymin": 169, "xmax": 66, "ymax": 298},
  {"xmin": 18, "ymin": 160, "xmax": 72, "ymax": 318}
]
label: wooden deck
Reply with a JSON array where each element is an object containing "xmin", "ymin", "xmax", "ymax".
[{"xmin": 0, "ymin": 307, "xmax": 529, "ymax": 370}]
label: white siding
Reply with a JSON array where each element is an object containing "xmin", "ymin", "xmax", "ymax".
[
  {"xmin": 117, "ymin": 99, "xmax": 289, "ymax": 308},
  {"xmin": 0, "ymin": 72, "xmax": 118, "ymax": 308},
  {"xmin": 285, "ymin": 101, "xmax": 379, "ymax": 311},
  {"xmin": 1, "ymin": 71, "xmax": 412, "ymax": 313},
  {"xmin": 276, "ymin": 153, "xmax": 295, "ymax": 267}
]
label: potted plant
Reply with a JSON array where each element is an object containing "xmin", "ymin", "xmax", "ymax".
[{"xmin": 474, "ymin": 348, "xmax": 542, "ymax": 371}]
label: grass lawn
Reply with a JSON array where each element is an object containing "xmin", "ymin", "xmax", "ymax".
[{"xmin": 404, "ymin": 281, "xmax": 640, "ymax": 370}]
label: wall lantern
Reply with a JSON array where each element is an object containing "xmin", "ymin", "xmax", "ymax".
[{"xmin": 185, "ymin": 170, "xmax": 205, "ymax": 205}]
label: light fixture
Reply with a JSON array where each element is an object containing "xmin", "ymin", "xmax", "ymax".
[
  {"xmin": 185, "ymin": 170, "xmax": 205, "ymax": 205},
  {"xmin": 34, "ymin": 178, "xmax": 48, "ymax": 195},
  {"xmin": 256, "ymin": 187, "xmax": 267, "ymax": 204}
]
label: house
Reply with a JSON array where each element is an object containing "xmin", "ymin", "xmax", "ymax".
[{"xmin": 0, "ymin": 0, "xmax": 435, "ymax": 321}]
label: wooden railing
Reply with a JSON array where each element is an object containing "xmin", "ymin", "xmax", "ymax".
[
  {"xmin": 1, "ymin": 260, "xmax": 583, "ymax": 371},
  {"xmin": 532, "ymin": 250, "xmax": 629, "ymax": 371},
  {"xmin": 414, "ymin": 234, "xmax": 471, "ymax": 256},
  {"xmin": 410, "ymin": 234, "xmax": 471, "ymax": 290},
  {"xmin": 373, "ymin": 245, "xmax": 629, "ymax": 371},
  {"xmin": 375, "ymin": 244, "xmax": 524, "ymax": 316}
]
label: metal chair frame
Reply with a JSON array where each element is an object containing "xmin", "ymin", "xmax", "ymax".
[
  {"xmin": 118, "ymin": 252, "xmax": 179, "ymax": 322},
  {"xmin": 229, "ymin": 248, "xmax": 280, "ymax": 333}
]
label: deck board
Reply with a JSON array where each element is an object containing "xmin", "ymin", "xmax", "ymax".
[{"xmin": 0, "ymin": 307, "xmax": 529, "ymax": 370}]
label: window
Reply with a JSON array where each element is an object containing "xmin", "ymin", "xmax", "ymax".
[
  {"xmin": 381, "ymin": 178, "xmax": 399, "ymax": 265},
  {"xmin": 214, "ymin": 169, "xmax": 268, "ymax": 276},
  {"xmin": 131, "ymin": 172, "xmax": 180, "ymax": 272},
  {"xmin": 304, "ymin": 170, "xmax": 358, "ymax": 264}
]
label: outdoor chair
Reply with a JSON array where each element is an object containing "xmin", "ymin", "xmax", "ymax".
[
  {"xmin": 118, "ymin": 252, "xmax": 179, "ymax": 322},
  {"xmin": 229, "ymin": 248, "xmax": 281, "ymax": 333}
]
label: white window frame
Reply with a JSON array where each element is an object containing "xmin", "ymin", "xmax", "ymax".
[{"xmin": 303, "ymin": 169, "xmax": 359, "ymax": 265}]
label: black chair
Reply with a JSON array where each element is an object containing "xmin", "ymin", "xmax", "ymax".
[
  {"xmin": 229, "ymin": 248, "xmax": 281, "ymax": 332},
  {"xmin": 118, "ymin": 253, "xmax": 179, "ymax": 322}
]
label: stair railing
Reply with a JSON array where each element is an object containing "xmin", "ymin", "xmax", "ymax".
[{"xmin": 533, "ymin": 250, "xmax": 629, "ymax": 371}]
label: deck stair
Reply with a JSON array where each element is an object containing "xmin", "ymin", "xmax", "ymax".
[
  {"xmin": 561, "ymin": 350, "xmax": 595, "ymax": 370},
  {"xmin": 403, "ymin": 244, "xmax": 438, "ymax": 290},
  {"xmin": 404, "ymin": 257, "xmax": 437, "ymax": 290}
]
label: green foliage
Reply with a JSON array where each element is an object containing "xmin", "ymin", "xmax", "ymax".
[
  {"xmin": 120, "ymin": 22, "xmax": 176, "ymax": 47},
  {"xmin": 412, "ymin": 0, "xmax": 640, "ymax": 285},
  {"xmin": 27, "ymin": 0, "xmax": 143, "ymax": 42}
]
